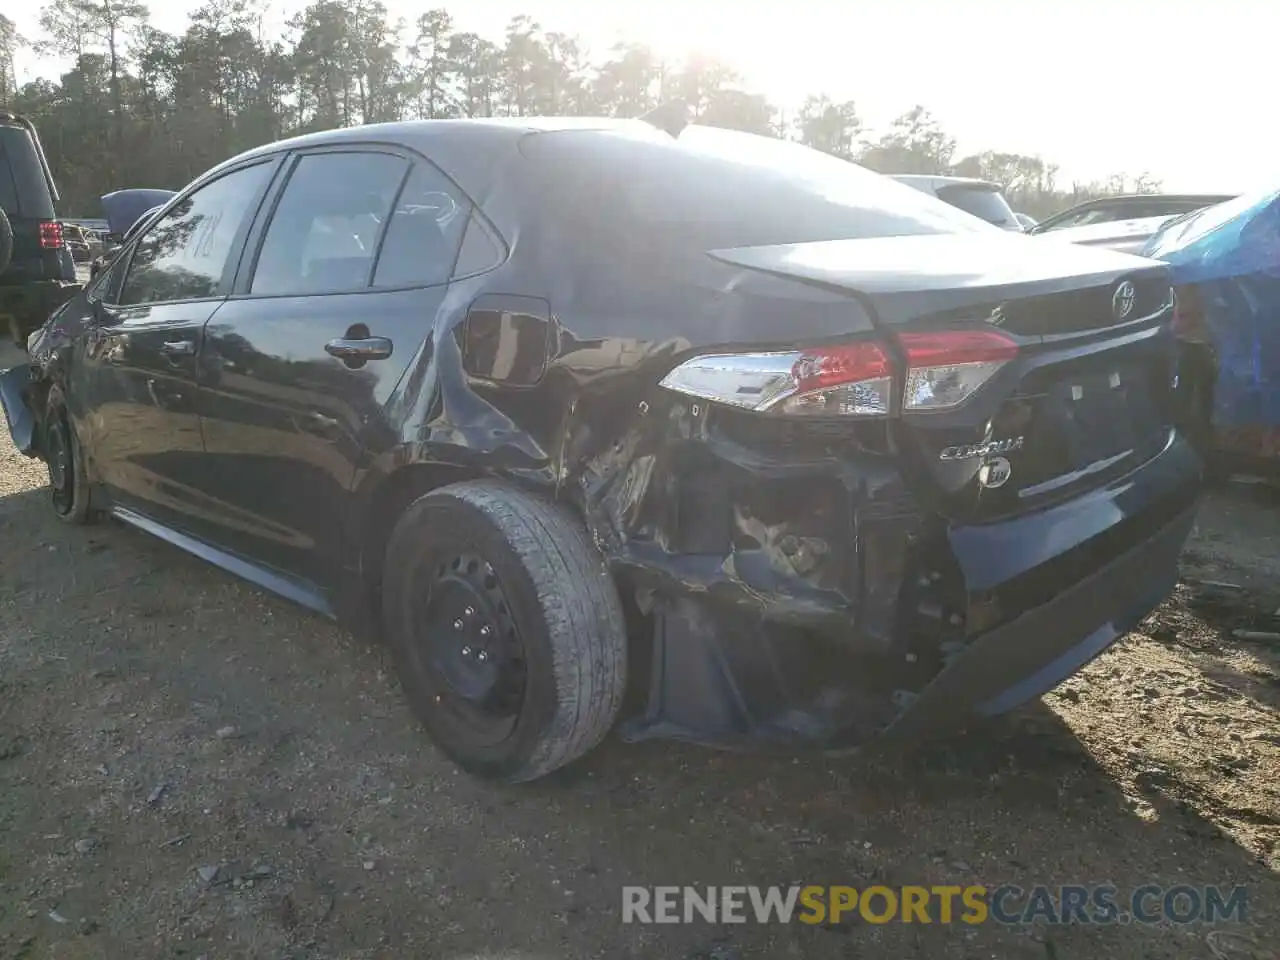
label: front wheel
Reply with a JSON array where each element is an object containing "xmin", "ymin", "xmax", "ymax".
[
  {"xmin": 381, "ymin": 480, "xmax": 628, "ymax": 782},
  {"xmin": 43, "ymin": 389, "xmax": 97, "ymax": 525}
]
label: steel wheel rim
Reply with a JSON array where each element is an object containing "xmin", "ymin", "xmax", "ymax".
[
  {"xmin": 415, "ymin": 551, "xmax": 526, "ymax": 747},
  {"xmin": 46, "ymin": 416, "xmax": 73, "ymax": 515}
]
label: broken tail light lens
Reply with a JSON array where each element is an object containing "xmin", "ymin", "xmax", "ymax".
[
  {"xmin": 659, "ymin": 340, "xmax": 894, "ymax": 417},
  {"xmin": 39, "ymin": 220, "xmax": 65, "ymax": 249},
  {"xmin": 899, "ymin": 329, "xmax": 1019, "ymax": 411}
]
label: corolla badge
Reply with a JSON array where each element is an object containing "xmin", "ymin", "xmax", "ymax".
[
  {"xmin": 1112, "ymin": 280, "xmax": 1136, "ymax": 321},
  {"xmin": 939, "ymin": 436, "xmax": 1024, "ymax": 461},
  {"xmin": 978, "ymin": 457, "xmax": 1013, "ymax": 489}
]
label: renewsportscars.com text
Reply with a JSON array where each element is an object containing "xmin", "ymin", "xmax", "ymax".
[{"xmin": 621, "ymin": 884, "xmax": 1248, "ymax": 926}]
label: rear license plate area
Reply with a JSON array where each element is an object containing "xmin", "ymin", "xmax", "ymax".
[{"xmin": 1003, "ymin": 360, "xmax": 1168, "ymax": 501}]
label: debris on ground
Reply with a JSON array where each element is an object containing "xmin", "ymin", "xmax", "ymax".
[{"xmin": 0, "ymin": 413, "xmax": 1277, "ymax": 957}]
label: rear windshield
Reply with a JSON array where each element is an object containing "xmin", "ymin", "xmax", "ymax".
[
  {"xmin": 934, "ymin": 183, "xmax": 1018, "ymax": 228},
  {"xmin": 519, "ymin": 125, "xmax": 990, "ymax": 248}
]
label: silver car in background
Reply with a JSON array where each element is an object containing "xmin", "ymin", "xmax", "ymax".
[
  {"xmin": 1033, "ymin": 215, "xmax": 1182, "ymax": 256},
  {"xmin": 890, "ymin": 174, "xmax": 1024, "ymax": 231}
]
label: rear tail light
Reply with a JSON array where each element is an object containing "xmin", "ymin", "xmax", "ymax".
[
  {"xmin": 899, "ymin": 329, "xmax": 1018, "ymax": 411},
  {"xmin": 660, "ymin": 328, "xmax": 1018, "ymax": 418},
  {"xmin": 39, "ymin": 220, "xmax": 64, "ymax": 249},
  {"xmin": 659, "ymin": 340, "xmax": 893, "ymax": 417}
]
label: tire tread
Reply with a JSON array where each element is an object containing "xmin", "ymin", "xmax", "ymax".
[{"xmin": 394, "ymin": 480, "xmax": 627, "ymax": 781}]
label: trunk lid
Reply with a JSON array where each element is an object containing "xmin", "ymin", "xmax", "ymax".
[{"xmin": 709, "ymin": 234, "xmax": 1178, "ymax": 519}]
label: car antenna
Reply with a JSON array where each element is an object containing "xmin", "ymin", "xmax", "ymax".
[{"xmin": 639, "ymin": 99, "xmax": 689, "ymax": 139}]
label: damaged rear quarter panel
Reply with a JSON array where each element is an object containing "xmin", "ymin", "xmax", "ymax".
[{"xmin": 352, "ymin": 170, "xmax": 931, "ymax": 746}]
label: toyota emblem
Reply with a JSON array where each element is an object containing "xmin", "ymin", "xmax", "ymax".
[{"xmin": 1112, "ymin": 280, "xmax": 1136, "ymax": 321}]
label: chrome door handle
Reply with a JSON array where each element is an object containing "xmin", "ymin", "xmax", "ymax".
[
  {"xmin": 161, "ymin": 339, "xmax": 196, "ymax": 357},
  {"xmin": 324, "ymin": 336, "xmax": 392, "ymax": 361}
]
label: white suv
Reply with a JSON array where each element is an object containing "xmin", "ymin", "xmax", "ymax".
[{"xmin": 891, "ymin": 174, "xmax": 1023, "ymax": 231}]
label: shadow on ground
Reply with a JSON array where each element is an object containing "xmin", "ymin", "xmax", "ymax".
[{"xmin": 1, "ymin": 475, "xmax": 1278, "ymax": 960}]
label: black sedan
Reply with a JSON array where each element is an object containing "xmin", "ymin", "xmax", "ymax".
[{"xmin": 0, "ymin": 113, "xmax": 1202, "ymax": 782}]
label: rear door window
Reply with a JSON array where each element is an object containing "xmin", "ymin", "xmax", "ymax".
[
  {"xmin": 249, "ymin": 152, "xmax": 408, "ymax": 296},
  {"xmin": 372, "ymin": 162, "xmax": 472, "ymax": 288}
]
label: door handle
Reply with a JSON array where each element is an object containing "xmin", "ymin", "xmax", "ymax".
[
  {"xmin": 161, "ymin": 339, "xmax": 196, "ymax": 357},
  {"xmin": 325, "ymin": 336, "xmax": 393, "ymax": 361}
]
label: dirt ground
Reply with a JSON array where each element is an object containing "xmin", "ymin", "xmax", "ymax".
[{"xmin": 1, "ymin": 406, "xmax": 1279, "ymax": 959}]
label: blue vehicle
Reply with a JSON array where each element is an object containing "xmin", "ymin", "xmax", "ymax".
[{"xmin": 1144, "ymin": 188, "xmax": 1280, "ymax": 475}]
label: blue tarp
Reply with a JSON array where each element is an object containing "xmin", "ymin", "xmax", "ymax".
[
  {"xmin": 1142, "ymin": 187, "xmax": 1280, "ymax": 437},
  {"xmin": 100, "ymin": 189, "xmax": 176, "ymax": 236}
]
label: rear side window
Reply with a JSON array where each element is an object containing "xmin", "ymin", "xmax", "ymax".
[
  {"xmin": 0, "ymin": 126, "xmax": 56, "ymax": 219},
  {"xmin": 120, "ymin": 161, "xmax": 273, "ymax": 305},
  {"xmin": 451, "ymin": 213, "xmax": 505, "ymax": 278},
  {"xmin": 0, "ymin": 145, "xmax": 19, "ymax": 213},
  {"xmin": 250, "ymin": 152, "xmax": 408, "ymax": 296},
  {"xmin": 521, "ymin": 125, "xmax": 987, "ymax": 249},
  {"xmin": 371, "ymin": 163, "xmax": 471, "ymax": 288},
  {"xmin": 934, "ymin": 184, "xmax": 1018, "ymax": 228}
]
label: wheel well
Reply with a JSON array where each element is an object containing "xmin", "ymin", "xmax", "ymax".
[{"xmin": 359, "ymin": 462, "xmax": 486, "ymax": 606}]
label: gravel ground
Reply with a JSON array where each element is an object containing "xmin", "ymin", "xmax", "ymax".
[{"xmin": 1, "ymin": 370, "xmax": 1278, "ymax": 958}]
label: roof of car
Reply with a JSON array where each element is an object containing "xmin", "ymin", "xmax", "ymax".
[
  {"xmin": 890, "ymin": 174, "xmax": 1003, "ymax": 191},
  {"xmin": 1062, "ymin": 193, "xmax": 1235, "ymax": 208},
  {"xmin": 1034, "ymin": 214, "xmax": 1177, "ymax": 246},
  {"xmin": 198, "ymin": 117, "xmax": 655, "ymax": 202}
]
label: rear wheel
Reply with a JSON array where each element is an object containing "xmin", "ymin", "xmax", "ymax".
[
  {"xmin": 43, "ymin": 389, "xmax": 96, "ymax": 525},
  {"xmin": 381, "ymin": 480, "xmax": 628, "ymax": 782}
]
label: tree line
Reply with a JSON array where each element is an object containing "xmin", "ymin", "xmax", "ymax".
[{"xmin": 0, "ymin": 0, "xmax": 1161, "ymax": 219}]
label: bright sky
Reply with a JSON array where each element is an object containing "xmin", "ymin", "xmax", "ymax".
[{"xmin": 10, "ymin": 0, "xmax": 1271, "ymax": 192}]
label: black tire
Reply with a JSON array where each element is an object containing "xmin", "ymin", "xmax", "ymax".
[
  {"xmin": 381, "ymin": 480, "xmax": 628, "ymax": 782},
  {"xmin": 43, "ymin": 388, "xmax": 96, "ymax": 525}
]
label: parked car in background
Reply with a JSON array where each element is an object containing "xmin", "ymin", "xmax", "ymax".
[
  {"xmin": 88, "ymin": 189, "xmax": 176, "ymax": 280},
  {"xmin": 0, "ymin": 112, "xmax": 81, "ymax": 346},
  {"xmin": 1142, "ymin": 187, "xmax": 1280, "ymax": 476},
  {"xmin": 61, "ymin": 222, "xmax": 94, "ymax": 262},
  {"xmin": 890, "ymin": 174, "xmax": 1023, "ymax": 230},
  {"xmin": 63, "ymin": 217, "xmax": 110, "ymax": 234},
  {"xmin": 1034, "ymin": 214, "xmax": 1182, "ymax": 255},
  {"xmin": 1031, "ymin": 194, "xmax": 1235, "ymax": 235},
  {"xmin": 1, "ymin": 117, "xmax": 1200, "ymax": 784}
]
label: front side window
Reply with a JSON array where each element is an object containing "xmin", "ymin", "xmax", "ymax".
[
  {"xmin": 250, "ymin": 152, "xmax": 409, "ymax": 296},
  {"xmin": 120, "ymin": 162, "xmax": 273, "ymax": 305}
]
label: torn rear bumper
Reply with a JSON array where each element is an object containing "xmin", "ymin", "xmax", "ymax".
[
  {"xmin": 621, "ymin": 430, "xmax": 1201, "ymax": 750},
  {"xmin": 884, "ymin": 485, "xmax": 1196, "ymax": 741},
  {"xmin": 0, "ymin": 362, "xmax": 38, "ymax": 456}
]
